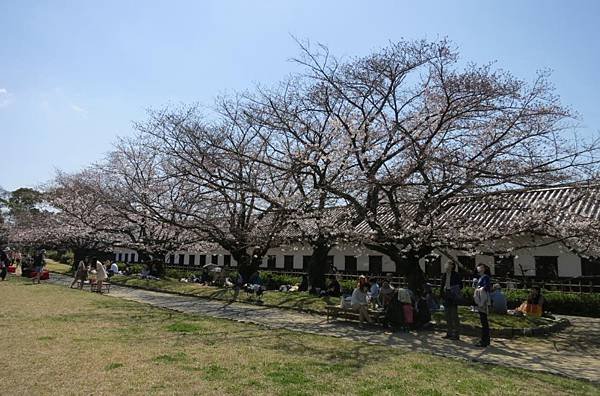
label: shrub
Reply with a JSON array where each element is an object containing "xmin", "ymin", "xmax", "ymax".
[
  {"xmin": 458, "ymin": 286, "xmax": 600, "ymax": 317},
  {"xmin": 165, "ymin": 268, "xmax": 197, "ymax": 279},
  {"xmin": 127, "ymin": 264, "xmax": 144, "ymax": 274},
  {"xmin": 226, "ymin": 270, "xmax": 240, "ymax": 280},
  {"xmin": 45, "ymin": 250, "xmax": 73, "ymax": 265},
  {"xmin": 59, "ymin": 251, "xmax": 74, "ymax": 265},
  {"xmin": 45, "ymin": 250, "xmax": 61, "ymax": 262},
  {"xmin": 261, "ymin": 272, "xmax": 301, "ymax": 289},
  {"xmin": 339, "ymin": 279, "xmax": 356, "ymax": 294}
]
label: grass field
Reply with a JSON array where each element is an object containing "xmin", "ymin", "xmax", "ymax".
[
  {"xmin": 44, "ymin": 259, "xmax": 72, "ymax": 274},
  {"xmin": 110, "ymin": 275, "xmax": 553, "ymax": 330},
  {"xmin": 1, "ymin": 277, "xmax": 597, "ymax": 395}
]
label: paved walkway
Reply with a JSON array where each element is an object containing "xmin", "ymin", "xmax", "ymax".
[{"xmin": 48, "ymin": 274, "xmax": 600, "ymax": 383}]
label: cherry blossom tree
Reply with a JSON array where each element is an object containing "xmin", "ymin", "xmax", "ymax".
[
  {"xmin": 46, "ymin": 161, "xmax": 198, "ymax": 273},
  {"xmin": 232, "ymin": 80, "xmax": 360, "ymax": 288},
  {"xmin": 131, "ymin": 106, "xmax": 299, "ymax": 280},
  {"xmin": 257, "ymin": 39, "xmax": 600, "ymax": 291}
]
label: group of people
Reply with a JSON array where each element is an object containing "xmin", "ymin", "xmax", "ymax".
[
  {"xmin": 442, "ymin": 261, "xmax": 546, "ymax": 347},
  {"xmin": 345, "ymin": 261, "xmax": 547, "ymax": 348},
  {"xmin": 70, "ymin": 259, "xmax": 120, "ymax": 293},
  {"xmin": 349, "ymin": 274, "xmax": 435, "ymax": 330},
  {"xmin": 441, "ymin": 262, "xmax": 493, "ymax": 347},
  {"xmin": 0, "ymin": 247, "xmax": 47, "ymax": 284}
]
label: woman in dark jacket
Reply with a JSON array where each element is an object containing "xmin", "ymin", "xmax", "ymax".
[{"xmin": 440, "ymin": 261, "xmax": 462, "ymax": 340}]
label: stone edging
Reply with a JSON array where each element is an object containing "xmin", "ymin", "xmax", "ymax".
[
  {"xmin": 434, "ymin": 318, "xmax": 571, "ymax": 339},
  {"xmin": 108, "ymin": 279, "xmax": 326, "ymax": 315},
  {"xmin": 108, "ymin": 278, "xmax": 571, "ymax": 339}
]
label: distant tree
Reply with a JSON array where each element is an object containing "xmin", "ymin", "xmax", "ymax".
[{"xmin": 6, "ymin": 188, "xmax": 43, "ymax": 216}]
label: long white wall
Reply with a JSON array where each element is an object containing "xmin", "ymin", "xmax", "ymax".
[{"xmin": 113, "ymin": 237, "xmax": 589, "ymax": 277}]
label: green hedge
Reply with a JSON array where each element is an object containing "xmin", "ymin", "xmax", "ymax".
[
  {"xmin": 458, "ymin": 287, "xmax": 600, "ymax": 317},
  {"xmin": 261, "ymin": 272, "xmax": 301, "ymax": 289},
  {"xmin": 46, "ymin": 250, "xmax": 74, "ymax": 266},
  {"xmin": 340, "ymin": 279, "xmax": 357, "ymax": 294},
  {"xmin": 165, "ymin": 268, "xmax": 198, "ymax": 279}
]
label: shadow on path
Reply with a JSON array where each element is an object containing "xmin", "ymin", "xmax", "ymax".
[{"xmin": 45, "ymin": 273, "xmax": 600, "ymax": 383}]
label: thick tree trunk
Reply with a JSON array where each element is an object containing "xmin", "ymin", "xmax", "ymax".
[
  {"xmin": 231, "ymin": 249, "xmax": 261, "ymax": 282},
  {"xmin": 72, "ymin": 248, "xmax": 89, "ymax": 271},
  {"xmin": 367, "ymin": 242, "xmax": 428, "ymax": 295},
  {"xmin": 138, "ymin": 251, "xmax": 152, "ymax": 264},
  {"xmin": 308, "ymin": 240, "xmax": 332, "ymax": 291},
  {"xmin": 137, "ymin": 251, "xmax": 158, "ymax": 274}
]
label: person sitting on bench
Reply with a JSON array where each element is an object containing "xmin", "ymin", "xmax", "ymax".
[{"xmin": 351, "ymin": 276, "xmax": 372, "ymax": 327}]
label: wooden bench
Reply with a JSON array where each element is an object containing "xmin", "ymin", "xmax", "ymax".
[
  {"xmin": 325, "ymin": 305, "xmax": 385, "ymax": 324},
  {"xmin": 89, "ymin": 282, "xmax": 111, "ymax": 293}
]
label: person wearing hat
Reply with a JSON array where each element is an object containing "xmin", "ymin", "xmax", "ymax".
[
  {"xmin": 0, "ymin": 247, "xmax": 10, "ymax": 281},
  {"xmin": 490, "ymin": 283, "xmax": 507, "ymax": 314},
  {"xmin": 351, "ymin": 275, "xmax": 373, "ymax": 327}
]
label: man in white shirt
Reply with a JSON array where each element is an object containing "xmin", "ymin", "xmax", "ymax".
[{"xmin": 109, "ymin": 262, "xmax": 120, "ymax": 276}]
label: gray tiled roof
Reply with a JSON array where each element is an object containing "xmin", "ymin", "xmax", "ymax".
[{"xmin": 354, "ymin": 183, "xmax": 600, "ymax": 235}]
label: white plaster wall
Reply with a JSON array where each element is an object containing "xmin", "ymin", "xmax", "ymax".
[
  {"xmin": 113, "ymin": 248, "xmax": 137, "ymax": 263},
  {"xmin": 114, "ymin": 234, "xmax": 585, "ymax": 277},
  {"xmin": 558, "ymin": 255, "xmax": 581, "ymax": 277},
  {"xmin": 514, "ymin": 254, "xmax": 536, "ymax": 277}
]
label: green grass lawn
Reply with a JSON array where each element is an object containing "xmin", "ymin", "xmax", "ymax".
[
  {"xmin": 432, "ymin": 307, "xmax": 552, "ymax": 329},
  {"xmin": 111, "ymin": 275, "xmax": 337, "ymax": 312},
  {"xmin": 44, "ymin": 259, "xmax": 72, "ymax": 274},
  {"xmin": 111, "ymin": 275, "xmax": 554, "ymax": 330},
  {"xmin": 1, "ymin": 277, "xmax": 597, "ymax": 395}
]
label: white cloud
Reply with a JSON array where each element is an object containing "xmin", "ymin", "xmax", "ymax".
[{"xmin": 0, "ymin": 88, "xmax": 14, "ymax": 108}]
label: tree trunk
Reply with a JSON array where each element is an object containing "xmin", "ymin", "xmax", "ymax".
[
  {"xmin": 138, "ymin": 251, "xmax": 152, "ymax": 264},
  {"xmin": 231, "ymin": 249, "xmax": 261, "ymax": 282},
  {"xmin": 72, "ymin": 248, "xmax": 88, "ymax": 271},
  {"xmin": 308, "ymin": 240, "xmax": 332, "ymax": 291},
  {"xmin": 367, "ymin": 242, "xmax": 428, "ymax": 295}
]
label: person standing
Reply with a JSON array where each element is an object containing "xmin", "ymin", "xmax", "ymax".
[
  {"xmin": 32, "ymin": 249, "xmax": 46, "ymax": 284},
  {"xmin": 70, "ymin": 260, "xmax": 88, "ymax": 289},
  {"xmin": 473, "ymin": 263, "xmax": 492, "ymax": 347},
  {"xmin": 440, "ymin": 261, "xmax": 462, "ymax": 340},
  {"xmin": 0, "ymin": 247, "xmax": 10, "ymax": 281},
  {"xmin": 95, "ymin": 260, "xmax": 108, "ymax": 293}
]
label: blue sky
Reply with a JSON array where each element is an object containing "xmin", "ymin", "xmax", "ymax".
[{"xmin": 1, "ymin": 0, "xmax": 599, "ymax": 191}]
